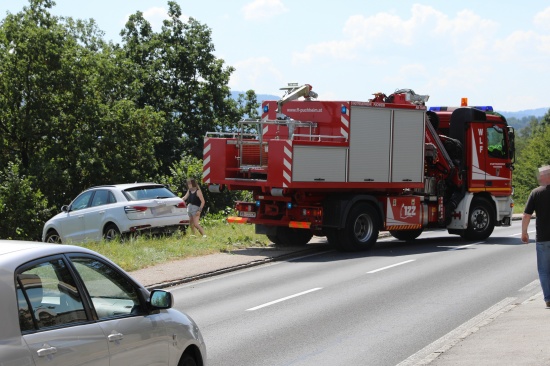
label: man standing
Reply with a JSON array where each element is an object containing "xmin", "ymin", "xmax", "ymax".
[{"xmin": 522, "ymin": 165, "xmax": 550, "ymax": 308}]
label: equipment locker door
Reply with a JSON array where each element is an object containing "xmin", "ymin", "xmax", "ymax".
[
  {"xmin": 349, "ymin": 107, "xmax": 391, "ymax": 182},
  {"xmin": 391, "ymin": 109, "xmax": 425, "ymax": 183}
]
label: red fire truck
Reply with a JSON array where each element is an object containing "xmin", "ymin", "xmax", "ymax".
[{"xmin": 203, "ymin": 84, "xmax": 515, "ymax": 251}]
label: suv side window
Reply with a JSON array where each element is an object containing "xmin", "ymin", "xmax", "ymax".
[
  {"xmin": 16, "ymin": 258, "xmax": 87, "ymax": 333},
  {"xmin": 70, "ymin": 256, "xmax": 143, "ymax": 319},
  {"xmin": 70, "ymin": 191, "xmax": 94, "ymax": 211},
  {"xmin": 91, "ymin": 189, "xmax": 114, "ymax": 207}
]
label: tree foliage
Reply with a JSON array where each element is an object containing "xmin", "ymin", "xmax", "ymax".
[
  {"xmin": 120, "ymin": 1, "xmax": 257, "ymax": 174},
  {"xmin": 0, "ymin": 0, "xmax": 258, "ymax": 240},
  {"xmin": 513, "ymin": 108, "xmax": 550, "ymax": 204},
  {"xmin": 0, "ymin": 162, "xmax": 50, "ymax": 240}
]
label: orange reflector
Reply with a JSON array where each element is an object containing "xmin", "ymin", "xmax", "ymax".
[
  {"xmin": 461, "ymin": 97, "xmax": 468, "ymax": 106},
  {"xmin": 385, "ymin": 224, "xmax": 422, "ymax": 231},
  {"xmin": 227, "ymin": 217, "xmax": 249, "ymax": 224},
  {"xmin": 289, "ymin": 221, "xmax": 311, "ymax": 229}
]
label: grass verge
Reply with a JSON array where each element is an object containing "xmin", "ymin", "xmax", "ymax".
[{"xmin": 79, "ymin": 222, "xmax": 270, "ymax": 272}]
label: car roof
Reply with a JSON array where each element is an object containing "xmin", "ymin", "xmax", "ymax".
[
  {"xmin": 0, "ymin": 240, "xmax": 101, "ymax": 271},
  {"xmin": 86, "ymin": 182, "xmax": 165, "ymax": 191}
]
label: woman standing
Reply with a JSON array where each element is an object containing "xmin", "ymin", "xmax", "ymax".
[{"xmin": 183, "ymin": 178, "xmax": 206, "ymax": 237}]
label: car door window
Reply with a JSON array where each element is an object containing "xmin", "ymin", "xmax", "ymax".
[
  {"xmin": 69, "ymin": 257, "xmax": 143, "ymax": 319},
  {"xmin": 91, "ymin": 190, "xmax": 116, "ymax": 207},
  {"xmin": 71, "ymin": 191, "xmax": 94, "ymax": 211},
  {"xmin": 16, "ymin": 258, "xmax": 88, "ymax": 332}
]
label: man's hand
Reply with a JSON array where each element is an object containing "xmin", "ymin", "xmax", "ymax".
[
  {"xmin": 521, "ymin": 213, "xmax": 532, "ymax": 244},
  {"xmin": 521, "ymin": 232, "xmax": 529, "ymax": 244}
]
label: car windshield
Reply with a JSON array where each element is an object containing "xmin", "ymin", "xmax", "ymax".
[{"xmin": 123, "ymin": 186, "xmax": 177, "ymax": 201}]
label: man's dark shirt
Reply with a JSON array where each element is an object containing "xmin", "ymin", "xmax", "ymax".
[{"xmin": 524, "ymin": 185, "xmax": 550, "ymax": 242}]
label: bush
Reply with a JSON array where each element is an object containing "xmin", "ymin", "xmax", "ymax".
[{"xmin": 0, "ymin": 162, "xmax": 52, "ymax": 240}]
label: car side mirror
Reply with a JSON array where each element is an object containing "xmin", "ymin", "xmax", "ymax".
[
  {"xmin": 61, "ymin": 205, "xmax": 69, "ymax": 213},
  {"xmin": 149, "ymin": 290, "xmax": 173, "ymax": 309}
]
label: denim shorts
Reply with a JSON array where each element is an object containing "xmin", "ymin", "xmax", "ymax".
[{"xmin": 188, "ymin": 204, "xmax": 200, "ymax": 216}]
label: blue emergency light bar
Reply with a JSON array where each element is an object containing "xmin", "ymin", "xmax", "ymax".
[{"xmin": 429, "ymin": 106, "xmax": 494, "ymax": 112}]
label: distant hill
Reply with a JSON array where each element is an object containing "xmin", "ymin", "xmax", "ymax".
[
  {"xmin": 498, "ymin": 107, "xmax": 548, "ymax": 119},
  {"xmin": 230, "ymin": 91, "xmax": 279, "ymax": 103}
]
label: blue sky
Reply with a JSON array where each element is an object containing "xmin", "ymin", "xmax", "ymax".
[{"xmin": 1, "ymin": 0, "xmax": 550, "ymax": 112}]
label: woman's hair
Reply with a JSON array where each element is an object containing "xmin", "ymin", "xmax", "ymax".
[{"xmin": 187, "ymin": 178, "xmax": 199, "ymax": 189}]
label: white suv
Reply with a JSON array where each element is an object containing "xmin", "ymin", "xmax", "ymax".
[{"xmin": 43, "ymin": 183, "xmax": 190, "ymax": 244}]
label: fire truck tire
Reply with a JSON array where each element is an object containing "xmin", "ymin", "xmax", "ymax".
[
  {"xmin": 462, "ymin": 197, "xmax": 495, "ymax": 240},
  {"xmin": 389, "ymin": 229, "xmax": 423, "ymax": 241},
  {"xmin": 268, "ymin": 227, "xmax": 313, "ymax": 246},
  {"xmin": 338, "ymin": 202, "xmax": 380, "ymax": 251},
  {"xmin": 325, "ymin": 228, "xmax": 340, "ymax": 247},
  {"xmin": 266, "ymin": 234, "xmax": 282, "ymax": 245}
]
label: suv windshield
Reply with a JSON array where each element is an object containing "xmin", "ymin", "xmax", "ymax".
[{"xmin": 124, "ymin": 186, "xmax": 177, "ymax": 201}]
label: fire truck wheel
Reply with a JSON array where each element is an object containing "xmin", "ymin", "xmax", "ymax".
[
  {"xmin": 325, "ymin": 228, "xmax": 340, "ymax": 247},
  {"xmin": 266, "ymin": 234, "xmax": 282, "ymax": 245},
  {"xmin": 339, "ymin": 202, "xmax": 380, "ymax": 251},
  {"xmin": 390, "ymin": 229, "xmax": 423, "ymax": 241},
  {"xmin": 463, "ymin": 197, "xmax": 495, "ymax": 240},
  {"xmin": 268, "ymin": 227, "xmax": 313, "ymax": 246}
]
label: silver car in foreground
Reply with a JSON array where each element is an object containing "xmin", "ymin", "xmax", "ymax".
[
  {"xmin": 0, "ymin": 241, "xmax": 206, "ymax": 366},
  {"xmin": 43, "ymin": 183, "xmax": 190, "ymax": 244}
]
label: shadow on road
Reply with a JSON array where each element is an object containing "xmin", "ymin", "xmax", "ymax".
[{"xmin": 282, "ymin": 231, "xmax": 526, "ymax": 264}]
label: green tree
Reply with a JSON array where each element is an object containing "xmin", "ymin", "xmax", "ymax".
[
  {"xmin": 0, "ymin": 0, "xmax": 166, "ymax": 238},
  {"xmin": 0, "ymin": 0, "xmax": 259, "ymax": 238},
  {"xmin": 0, "ymin": 162, "xmax": 50, "ymax": 240},
  {"xmin": 513, "ymin": 109, "xmax": 550, "ymax": 204},
  {"xmin": 120, "ymin": 2, "xmax": 250, "ymax": 175}
]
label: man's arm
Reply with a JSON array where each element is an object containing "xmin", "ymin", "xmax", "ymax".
[{"xmin": 521, "ymin": 213, "xmax": 532, "ymax": 243}]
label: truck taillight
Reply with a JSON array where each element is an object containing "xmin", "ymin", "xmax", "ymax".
[
  {"xmin": 302, "ymin": 208, "xmax": 322, "ymax": 217},
  {"xmin": 236, "ymin": 202, "xmax": 256, "ymax": 212}
]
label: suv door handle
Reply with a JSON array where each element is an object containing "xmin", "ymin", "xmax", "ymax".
[
  {"xmin": 37, "ymin": 345, "xmax": 57, "ymax": 357},
  {"xmin": 108, "ymin": 332, "xmax": 124, "ymax": 342}
]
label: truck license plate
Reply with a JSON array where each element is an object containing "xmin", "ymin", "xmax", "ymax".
[{"xmin": 239, "ymin": 211, "xmax": 256, "ymax": 218}]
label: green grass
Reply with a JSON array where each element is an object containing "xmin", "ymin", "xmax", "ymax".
[{"xmin": 79, "ymin": 222, "xmax": 270, "ymax": 272}]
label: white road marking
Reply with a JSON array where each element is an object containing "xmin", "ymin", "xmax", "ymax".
[
  {"xmin": 367, "ymin": 260, "xmax": 415, "ymax": 274},
  {"xmin": 518, "ymin": 280, "xmax": 540, "ymax": 293},
  {"xmin": 510, "ymin": 229, "xmax": 535, "ymax": 237},
  {"xmin": 448, "ymin": 243, "xmax": 476, "ymax": 251},
  {"xmin": 246, "ymin": 288, "xmax": 323, "ymax": 311}
]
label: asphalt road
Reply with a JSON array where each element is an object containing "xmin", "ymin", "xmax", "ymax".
[{"xmin": 171, "ymin": 221, "xmax": 539, "ymax": 366}]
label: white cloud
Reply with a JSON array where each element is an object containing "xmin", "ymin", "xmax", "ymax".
[
  {"xmin": 292, "ymin": 5, "xmax": 499, "ymax": 65},
  {"xmin": 230, "ymin": 56, "xmax": 285, "ymax": 94},
  {"xmin": 293, "ymin": 39, "xmax": 360, "ymax": 64},
  {"xmin": 534, "ymin": 7, "xmax": 550, "ymax": 31},
  {"xmin": 242, "ymin": 0, "xmax": 288, "ymax": 21},
  {"xmin": 494, "ymin": 30, "xmax": 550, "ymax": 65}
]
